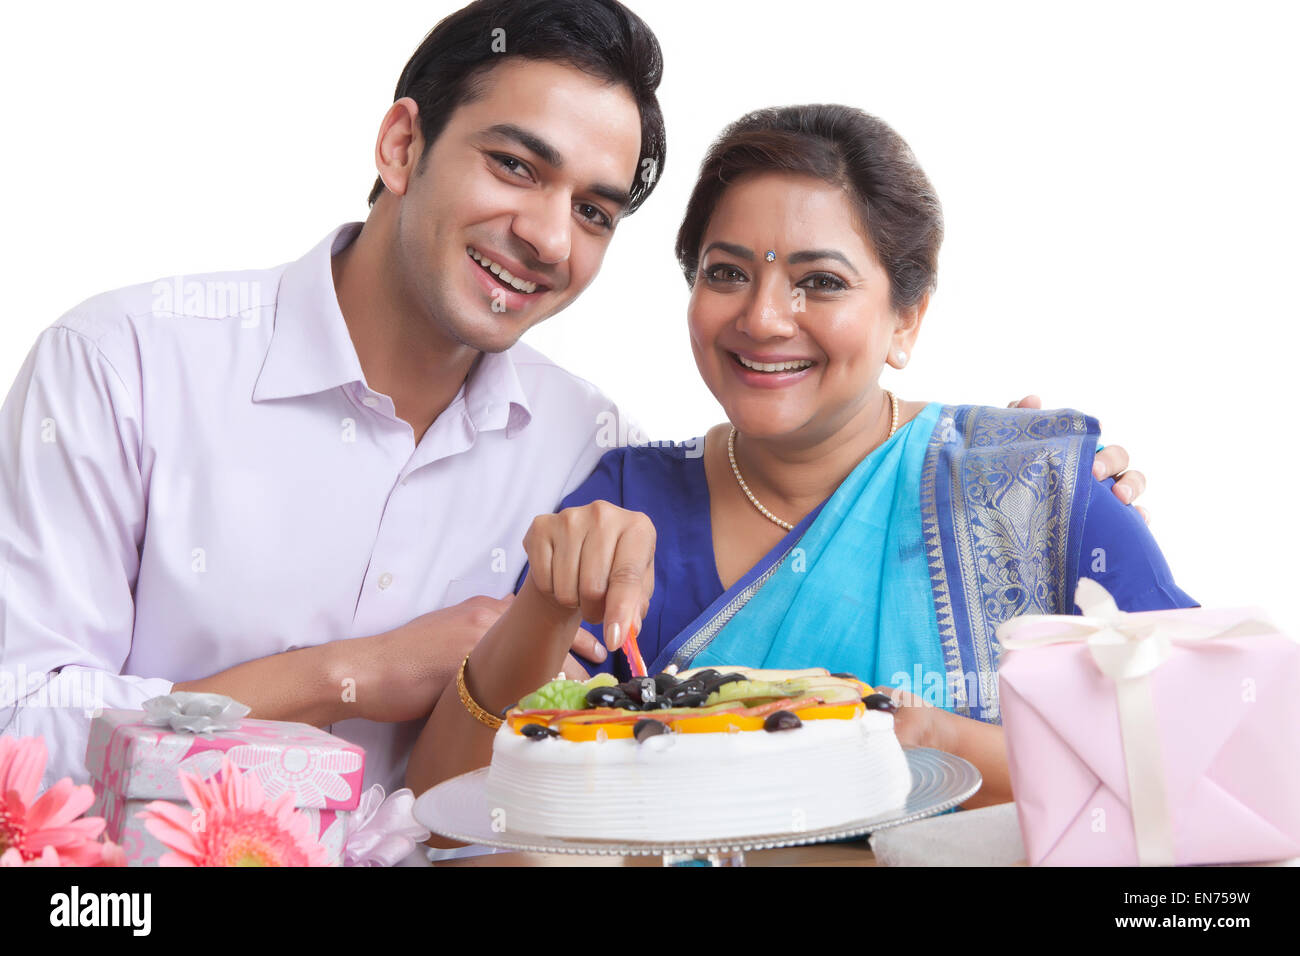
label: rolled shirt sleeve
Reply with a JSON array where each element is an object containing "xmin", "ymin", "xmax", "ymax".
[{"xmin": 0, "ymin": 322, "xmax": 172, "ymax": 788}]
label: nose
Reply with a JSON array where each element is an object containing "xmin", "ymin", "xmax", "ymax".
[
  {"xmin": 735, "ymin": 274, "xmax": 797, "ymax": 340},
  {"xmin": 511, "ymin": 190, "xmax": 572, "ymax": 266}
]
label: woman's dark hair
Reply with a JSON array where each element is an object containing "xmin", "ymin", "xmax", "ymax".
[
  {"xmin": 675, "ymin": 105, "xmax": 942, "ymax": 312},
  {"xmin": 368, "ymin": 0, "xmax": 666, "ymax": 214}
]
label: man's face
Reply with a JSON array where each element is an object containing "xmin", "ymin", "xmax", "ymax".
[{"xmin": 394, "ymin": 58, "xmax": 643, "ymax": 353}]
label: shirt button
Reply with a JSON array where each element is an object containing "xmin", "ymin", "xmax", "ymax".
[
  {"xmin": 361, "ymin": 396, "xmax": 380, "ymax": 408},
  {"xmin": 377, "ymin": 572, "xmax": 393, "ymax": 590}
]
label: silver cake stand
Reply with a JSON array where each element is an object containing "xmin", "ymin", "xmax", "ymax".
[{"xmin": 413, "ymin": 747, "xmax": 981, "ymax": 866}]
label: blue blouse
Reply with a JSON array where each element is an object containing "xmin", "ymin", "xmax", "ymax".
[{"xmin": 524, "ymin": 436, "xmax": 1195, "ymax": 681}]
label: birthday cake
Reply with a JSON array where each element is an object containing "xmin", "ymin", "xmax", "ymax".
[{"xmin": 484, "ymin": 666, "xmax": 913, "ymax": 842}]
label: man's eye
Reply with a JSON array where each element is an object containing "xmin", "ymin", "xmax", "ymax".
[
  {"xmin": 576, "ymin": 203, "xmax": 612, "ymax": 229},
  {"xmin": 491, "ymin": 154, "xmax": 531, "ymax": 178}
]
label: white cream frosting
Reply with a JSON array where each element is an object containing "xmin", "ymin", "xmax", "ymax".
[{"xmin": 485, "ymin": 711, "xmax": 912, "ymax": 842}]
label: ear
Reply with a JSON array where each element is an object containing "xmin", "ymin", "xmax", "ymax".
[
  {"xmin": 887, "ymin": 292, "xmax": 929, "ymax": 369},
  {"xmin": 373, "ymin": 97, "xmax": 423, "ymax": 198}
]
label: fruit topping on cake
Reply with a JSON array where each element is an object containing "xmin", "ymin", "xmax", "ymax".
[
  {"xmin": 518, "ymin": 673, "xmax": 618, "ymax": 712},
  {"xmin": 862, "ymin": 692, "xmax": 899, "ymax": 713},
  {"xmin": 505, "ymin": 667, "xmax": 876, "ymax": 739},
  {"xmin": 763, "ymin": 710, "xmax": 803, "ymax": 732},
  {"xmin": 520, "ymin": 723, "xmax": 561, "ymax": 740},
  {"xmin": 633, "ymin": 718, "xmax": 670, "ymax": 742}
]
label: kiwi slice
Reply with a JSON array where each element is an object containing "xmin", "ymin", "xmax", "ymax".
[{"xmin": 703, "ymin": 679, "xmax": 790, "ymax": 707}]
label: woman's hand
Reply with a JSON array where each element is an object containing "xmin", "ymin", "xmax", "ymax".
[
  {"xmin": 568, "ymin": 626, "xmax": 608, "ymax": 667},
  {"xmin": 874, "ymin": 684, "xmax": 1012, "ymax": 808},
  {"xmin": 522, "ymin": 500, "xmax": 657, "ymax": 651},
  {"xmin": 406, "ymin": 518, "xmax": 643, "ymax": 809},
  {"xmin": 873, "ymin": 685, "xmax": 949, "ymax": 750},
  {"xmin": 559, "ymin": 652, "xmax": 591, "ymax": 682},
  {"xmin": 1009, "ymin": 394, "xmax": 1148, "ymax": 521}
]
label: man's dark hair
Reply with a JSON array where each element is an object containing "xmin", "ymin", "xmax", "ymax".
[{"xmin": 368, "ymin": 0, "xmax": 666, "ymax": 214}]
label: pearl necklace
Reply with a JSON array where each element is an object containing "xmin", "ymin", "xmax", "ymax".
[{"xmin": 727, "ymin": 390, "xmax": 900, "ymax": 532}]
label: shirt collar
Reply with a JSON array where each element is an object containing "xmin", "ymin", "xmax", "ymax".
[
  {"xmin": 253, "ymin": 223, "xmax": 366, "ymax": 402},
  {"xmin": 463, "ymin": 349, "xmax": 533, "ymax": 438},
  {"xmin": 253, "ymin": 222, "xmax": 534, "ymax": 438}
]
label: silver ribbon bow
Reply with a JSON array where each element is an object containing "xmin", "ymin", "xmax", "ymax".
[{"xmin": 141, "ymin": 692, "xmax": 251, "ymax": 735}]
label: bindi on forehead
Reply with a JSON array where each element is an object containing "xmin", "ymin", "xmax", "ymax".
[{"xmin": 708, "ymin": 179, "xmax": 878, "ymax": 269}]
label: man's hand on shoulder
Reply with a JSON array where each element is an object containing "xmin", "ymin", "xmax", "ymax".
[{"xmin": 1008, "ymin": 394, "xmax": 1149, "ymax": 523}]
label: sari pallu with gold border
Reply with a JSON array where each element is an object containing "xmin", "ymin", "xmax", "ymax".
[{"xmin": 649, "ymin": 404, "xmax": 1098, "ymax": 724}]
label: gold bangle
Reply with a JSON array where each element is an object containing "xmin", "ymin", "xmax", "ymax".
[{"xmin": 457, "ymin": 654, "xmax": 504, "ymax": 729}]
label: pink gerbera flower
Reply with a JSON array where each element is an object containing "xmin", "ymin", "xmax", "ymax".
[
  {"xmin": 0, "ymin": 735, "xmax": 124, "ymax": 866},
  {"xmin": 138, "ymin": 756, "xmax": 331, "ymax": 866}
]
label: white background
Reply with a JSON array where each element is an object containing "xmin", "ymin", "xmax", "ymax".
[{"xmin": 2, "ymin": 1, "xmax": 1297, "ymax": 633}]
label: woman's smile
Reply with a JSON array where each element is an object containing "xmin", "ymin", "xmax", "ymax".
[{"xmin": 726, "ymin": 349, "xmax": 818, "ymax": 388}]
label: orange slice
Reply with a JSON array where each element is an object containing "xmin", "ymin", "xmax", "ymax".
[
  {"xmin": 557, "ymin": 721, "xmax": 637, "ymax": 742},
  {"xmin": 513, "ymin": 697, "xmax": 864, "ymax": 738},
  {"xmin": 671, "ymin": 712, "xmax": 765, "ymax": 734},
  {"xmin": 508, "ymin": 714, "xmax": 552, "ymax": 733},
  {"xmin": 794, "ymin": 701, "xmax": 865, "ymax": 721}
]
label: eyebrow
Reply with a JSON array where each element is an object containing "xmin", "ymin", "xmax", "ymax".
[
  {"xmin": 701, "ymin": 241, "xmax": 753, "ymax": 261},
  {"xmin": 483, "ymin": 123, "xmax": 631, "ymax": 213},
  {"xmin": 788, "ymin": 249, "xmax": 859, "ymax": 276},
  {"xmin": 701, "ymin": 242, "xmax": 860, "ymax": 276},
  {"xmin": 486, "ymin": 123, "xmax": 563, "ymax": 167}
]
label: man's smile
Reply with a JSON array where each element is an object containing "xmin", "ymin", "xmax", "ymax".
[{"xmin": 467, "ymin": 246, "xmax": 549, "ymax": 295}]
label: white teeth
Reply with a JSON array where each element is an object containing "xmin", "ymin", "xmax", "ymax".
[
  {"xmin": 468, "ymin": 248, "xmax": 538, "ymax": 294},
  {"xmin": 736, "ymin": 354, "xmax": 814, "ymax": 373}
]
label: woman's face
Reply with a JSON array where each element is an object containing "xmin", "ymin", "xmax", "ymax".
[{"xmin": 687, "ymin": 172, "xmax": 923, "ymax": 446}]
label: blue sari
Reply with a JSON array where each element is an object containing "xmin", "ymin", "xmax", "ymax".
[{"xmin": 533, "ymin": 405, "xmax": 1195, "ymax": 724}]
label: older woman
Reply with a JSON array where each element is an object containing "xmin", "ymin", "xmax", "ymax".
[{"xmin": 407, "ymin": 105, "xmax": 1191, "ymax": 809}]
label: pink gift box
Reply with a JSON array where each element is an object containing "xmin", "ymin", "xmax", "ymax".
[
  {"xmin": 998, "ymin": 596, "xmax": 1300, "ymax": 866},
  {"xmin": 85, "ymin": 708, "xmax": 365, "ymax": 866}
]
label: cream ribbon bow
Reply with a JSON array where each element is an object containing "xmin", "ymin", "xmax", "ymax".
[{"xmin": 996, "ymin": 578, "xmax": 1273, "ymax": 866}]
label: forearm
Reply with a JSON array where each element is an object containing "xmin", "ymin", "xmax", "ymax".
[
  {"xmin": 174, "ymin": 639, "xmax": 356, "ymax": 727},
  {"xmin": 406, "ymin": 578, "xmax": 579, "ymax": 806},
  {"xmin": 935, "ymin": 712, "xmax": 1013, "ymax": 809}
]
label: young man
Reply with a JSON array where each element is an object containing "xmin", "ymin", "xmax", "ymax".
[
  {"xmin": 0, "ymin": 0, "xmax": 663, "ymax": 794},
  {"xmin": 0, "ymin": 0, "xmax": 1141, "ymax": 796}
]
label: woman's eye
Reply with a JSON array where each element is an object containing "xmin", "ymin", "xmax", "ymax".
[
  {"xmin": 576, "ymin": 203, "xmax": 612, "ymax": 229},
  {"xmin": 798, "ymin": 273, "xmax": 847, "ymax": 292},
  {"xmin": 704, "ymin": 264, "xmax": 746, "ymax": 283}
]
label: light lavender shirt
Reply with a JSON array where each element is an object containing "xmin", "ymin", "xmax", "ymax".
[{"xmin": 0, "ymin": 223, "xmax": 620, "ymax": 792}]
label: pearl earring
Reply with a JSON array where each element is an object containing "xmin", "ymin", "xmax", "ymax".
[{"xmin": 894, "ymin": 349, "xmax": 909, "ymax": 367}]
